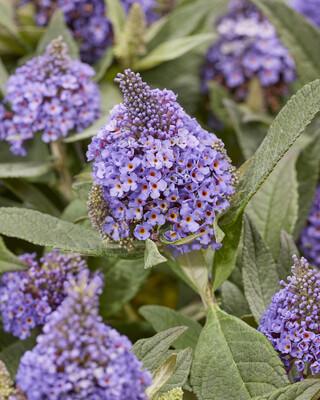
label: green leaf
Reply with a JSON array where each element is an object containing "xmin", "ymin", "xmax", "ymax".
[
  {"xmin": 159, "ymin": 231, "xmax": 206, "ymax": 246},
  {"xmin": 212, "ymin": 211, "xmax": 244, "ymax": 292},
  {"xmin": 105, "ymin": 0, "xmax": 125, "ymax": 44},
  {"xmin": 0, "ymin": 57, "xmax": 8, "ymax": 96},
  {"xmin": 0, "ymin": 235, "xmax": 28, "ymax": 273},
  {"xmin": 224, "ymin": 99, "xmax": 268, "ymax": 160},
  {"xmin": 135, "ymin": 34, "xmax": 215, "ymax": 70},
  {"xmin": 277, "ymin": 230, "xmax": 299, "ymax": 284},
  {"xmin": 2, "ymin": 179, "xmax": 60, "ymax": 217},
  {"xmin": 144, "ymin": 239, "xmax": 167, "ymax": 269},
  {"xmin": 213, "ymin": 218, "xmax": 225, "ymax": 244},
  {"xmin": 246, "ymin": 153, "xmax": 299, "ymax": 260},
  {"xmin": 242, "ymin": 214, "xmax": 280, "ymax": 324},
  {"xmin": 252, "ymin": 379, "xmax": 320, "ymax": 400},
  {"xmin": 220, "ymin": 280, "xmax": 250, "ymax": 319},
  {"xmin": 208, "ymin": 81, "xmax": 232, "ymax": 125},
  {"xmin": 99, "ymin": 258, "xmax": 150, "ymax": 317},
  {"xmin": 294, "ymin": 134, "xmax": 320, "ymax": 239},
  {"xmin": 0, "ymin": 162, "xmax": 52, "ymax": 178},
  {"xmin": 139, "ymin": 305, "xmax": 202, "ymax": 350},
  {"xmin": 221, "ymin": 79, "xmax": 320, "ymax": 227},
  {"xmin": 0, "ymin": 330, "xmax": 37, "ymax": 379},
  {"xmin": 146, "ymin": 354, "xmax": 177, "ymax": 399},
  {"xmin": 250, "ymin": 0, "xmax": 320, "ymax": 84},
  {"xmin": 147, "ymin": 0, "xmax": 226, "ymax": 50},
  {"xmin": 132, "ymin": 326, "xmax": 188, "ymax": 372},
  {"xmin": 190, "ymin": 305, "xmax": 289, "ymax": 400},
  {"xmin": 159, "ymin": 348, "xmax": 193, "ymax": 396},
  {"xmin": 35, "ymin": 9, "xmax": 79, "ymax": 59},
  {"xmin": 0, "ymin": 208, "xmax": 145, "ymax": 259},
  {"xmin": 93, "ymin": 48, "xmax": 113, "ymax": 82},
  {"xmin": 176, "ymin": 251, "xmax": 212, "ymax": 307},
  {"xmin": 0, "ymin": 0, "xmax": 26, "ymax": 46}
]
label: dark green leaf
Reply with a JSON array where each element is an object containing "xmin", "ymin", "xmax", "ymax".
[
  {"xmin": 190, "ymin": 305, "xmax": 289, "ymax": 400},
  {"xmin": 277, "ymin": 230, "xmax": 299, "ymax": 284},
  {"xmin": 132, "ymin": 326, "xmax": 188, "ymax": 372},
  {"xmin": 0, "ymin": 236, "xmax": 28, "ymax": 273},
  {"xmin": 250, "ymin": 0, "xmax": 320, "ymax": 84},
  {"xmin": 220, "ymin": 280, "xmax": 250, "ymax": 319},
  {"xmin": 221, "ymin": 79, "xmax": 320, "ymax": 227},
  {"xmin": 242, "ymin": 214, "xmax": 280, "ymax": 324},
  {"xmin": 246, "ymin": 153, "xmax": 299, "ymax": 260},
  {"xmin": 212, "ymin": 211, "xmax": 244, "ymax": 291},
  {"xmin": 139, "ymin": 305, "xmax": 202, "ymax": 350},
  {"xmin": 99, "ymin": 258, "xmax": 150, "ymax": 317},
  {"xmin": 0, "ymin": 56, "xmax": 8, "ymax": 96},
  {"xmin": 252, "ymin": 379, "xmax": 320, "ymax": 400},
  {"xmin": 93, "ymin": 48, "xmax": 113, "ymax": 82}
]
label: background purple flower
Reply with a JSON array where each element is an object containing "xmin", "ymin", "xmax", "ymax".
[
  {"xmin": 0, "ymin": 250, "xmax": 88, "ymax": 340},
  {"xmin": 87, "ymin": 70, "xmax": 237, "ymax": 257},
  {"xmin": 300, "ymin": 185, "xmax": 320, "ymax": 267},
  {"xmin": 259, "ymin": 255, "xmax": 320, "ymax": 380},
  {"xmin": 14, "ymin": 271, "xmax": 152, "ymax": 400},
  {"xmin": 0, "ymin": 37, "xmax": 100, "ymax": 155},
  {"xmin": 202, "ymin": 0, "xmax": 296, "ymax": 110}
]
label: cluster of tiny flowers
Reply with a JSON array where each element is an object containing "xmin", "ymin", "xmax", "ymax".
[
  {"xmin": 290, "ymin": 0, "xmax": 320, "ymax": 28},
  {"xmin": 0, "ymin": 37, "xmax": 100, "ymax": 155},
  {"xmin": 0, "ymin": 250, "xmax": 88, "ymax": 340},
  {"xmin": 23, "ymin": 0, "xmax": 158, "ymax": 63},
  {"xmin": 259, "ymin": 255, "xmax": 320, "ymax": 380},
  {"xmin": 300, "ymin": 185, "xmax": 320, "ymax": 268},
  {"xmin": 14, "ymin": 271, "xmax": 152, "ymax": 400},
  {"xmin": 87, "ymin": 69, "xmax": 237, "ymax": 257},
  {"xmin": 202, "ymin": 0, "xmax": 296, "ymax": 109}
]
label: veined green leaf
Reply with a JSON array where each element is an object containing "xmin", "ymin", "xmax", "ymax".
[
  {"xmin": 220, "ymin": 280, "xmax": 250, "ymax": 319},
  {"xmin": 252, "ymin": 379, "xmax": 320, "ymax": 400},
  {"xmin": 0, "ymin": 235, "xmax": 28, "ymax": 273},
  {"xmin": 0, "ymin": 162, "xmax": 52, "ymax": 178},
  {"xmin": 277, "ymin": 231, "xmax": 299, "ymax": 284},
  {"xmin": 144, "ymin": 239, "xmax": 167, "ymax": 269},
  {"xmin": 146, "ymin": 354, "xmax": 177, "ymax": 399},
  {"xmin": 190, "ymin": 304, "xmax": 289, "ymax": 400}
]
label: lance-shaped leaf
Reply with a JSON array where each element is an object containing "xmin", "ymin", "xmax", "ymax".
[
  {"xmin": 252, "ymin": 379, "xmax": 320, "ymax": 400},
  {"xmin": 277, "ymin": 231, "xmax": 299, "ymax": 284},
  {"xmin": 242, "ymin": 214, "xmax": 280, "ymax": 324},
  {"xmin": 220, "ymin": 280, "xmax": 250, "ymax": 319},
  {"xmin": 0, "ymin": 236, "xmax": 28, "ymax": 273},
  {"xmin": 0, "ymin": 162, "xmax": 52, "ymax": 178},
  {"xmin": 146, "ymin": 354, "xmax": 177, "ymax": 399},
  {"xmin": 246, "ymin": 152, "xmax": 299, "ymax": 260},
  {"xmin": 190, "ymin": 305, "xmax": 289, "ymax": 400},
  {"xmin": 220, "ymin": 79, "xmax": 320, "ymax": 227},
  {"xmin": 0, "ymin": 208, "xmax": 145, "ymax": 259}
]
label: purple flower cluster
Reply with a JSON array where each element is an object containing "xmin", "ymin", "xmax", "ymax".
[
  {"xmin": 0, "ymin": 37, "xmax": 100, "ymax": 156},
  {"xmin": 300, "ymin": 185, "xmax": 320, "ymax": 268},
  {"xmin": 14, "ymin": 271, "xmax": 152, "ymax": 400},
  {"xmin": 0, "ymin": 250, "xmax": 87, "ymax": 340},
  {"xmin": 202, "ymin": 0, "xmax": 296, "ymax": 109},
  {"xmin": 290, "ymin": 0, "xmax": 320, "ymax": 28},
  {"xmin": 87, "ymin": 70, "xmax": 237, "ymax": 257},
  {"xmin": 24, "ymin": 0, "xmax": 158, "ymax": 63},
  {"xmin": 259, "ymin": 255, "xmax": 320, "ymax": 380}
]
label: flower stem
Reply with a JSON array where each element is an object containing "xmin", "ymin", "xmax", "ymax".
[{"xmin": 50, "ymin": 139, "xmax": 73, "ymax": 202}]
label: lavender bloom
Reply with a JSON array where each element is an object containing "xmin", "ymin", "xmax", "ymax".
[
  {"xmin": 23, "ymin": 0, "xmax": 159, "ymax": 63},
  {"xmin": 87, "ymin": 69, "xmax": 237, "ymax": 257},
  {"xmin": 300, "ymin": 185, "xmax": 320, "ymax": 267},
  {"xmin": 259, "ymin": 255, "xmax": 320, "ymax": 380},
  {"xmin": 0, "ymin": 250, "xmax": 88, "ymax": 340},
  {"xmin": 290, "ymin": 0, "xmax": 320, "ymax": 28},
  {"xmin": 1, "ymin": 37, "xmax": 100, "ymax": 155},
  {"xmin": 14, "ymin": 271, "xmax": 152, "ymax": 400},
  {"xmin": 202, "ymin": 0, "xmax": 296, "ymax": 110}
]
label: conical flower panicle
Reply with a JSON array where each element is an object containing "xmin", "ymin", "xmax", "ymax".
[
  {"xmin": 300, "ymin": 185, "xmax": 320, "ymax": 267},
  {"xmin": 202, "ymin": 0, "xmax": 296, "ymax": 110},
  {"xmin": 87, "ymin": 69, "xmax": 237, "ymax": 257},
  {"xmin": 259, "ymin": 255, "xmax": 320, "ymax": 380},
  {"xmin": 0, "ymin": 37, "xmax": 100, "ymax": 155},
  {"xmin": 0, "ymin": 250, "xmax": 88, "ymax": 339},
  {"xmin": 15, "ymin": 271, "xmax": 152, "ymax": 400}
]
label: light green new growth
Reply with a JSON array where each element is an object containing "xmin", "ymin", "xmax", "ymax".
[
  {"xmin": 0, "ymin": 361, "xmax": 14, "ymax": 399},
  {"xmin": 158, "ymin": 387, "xmax": 183, "ymax": 400}
]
